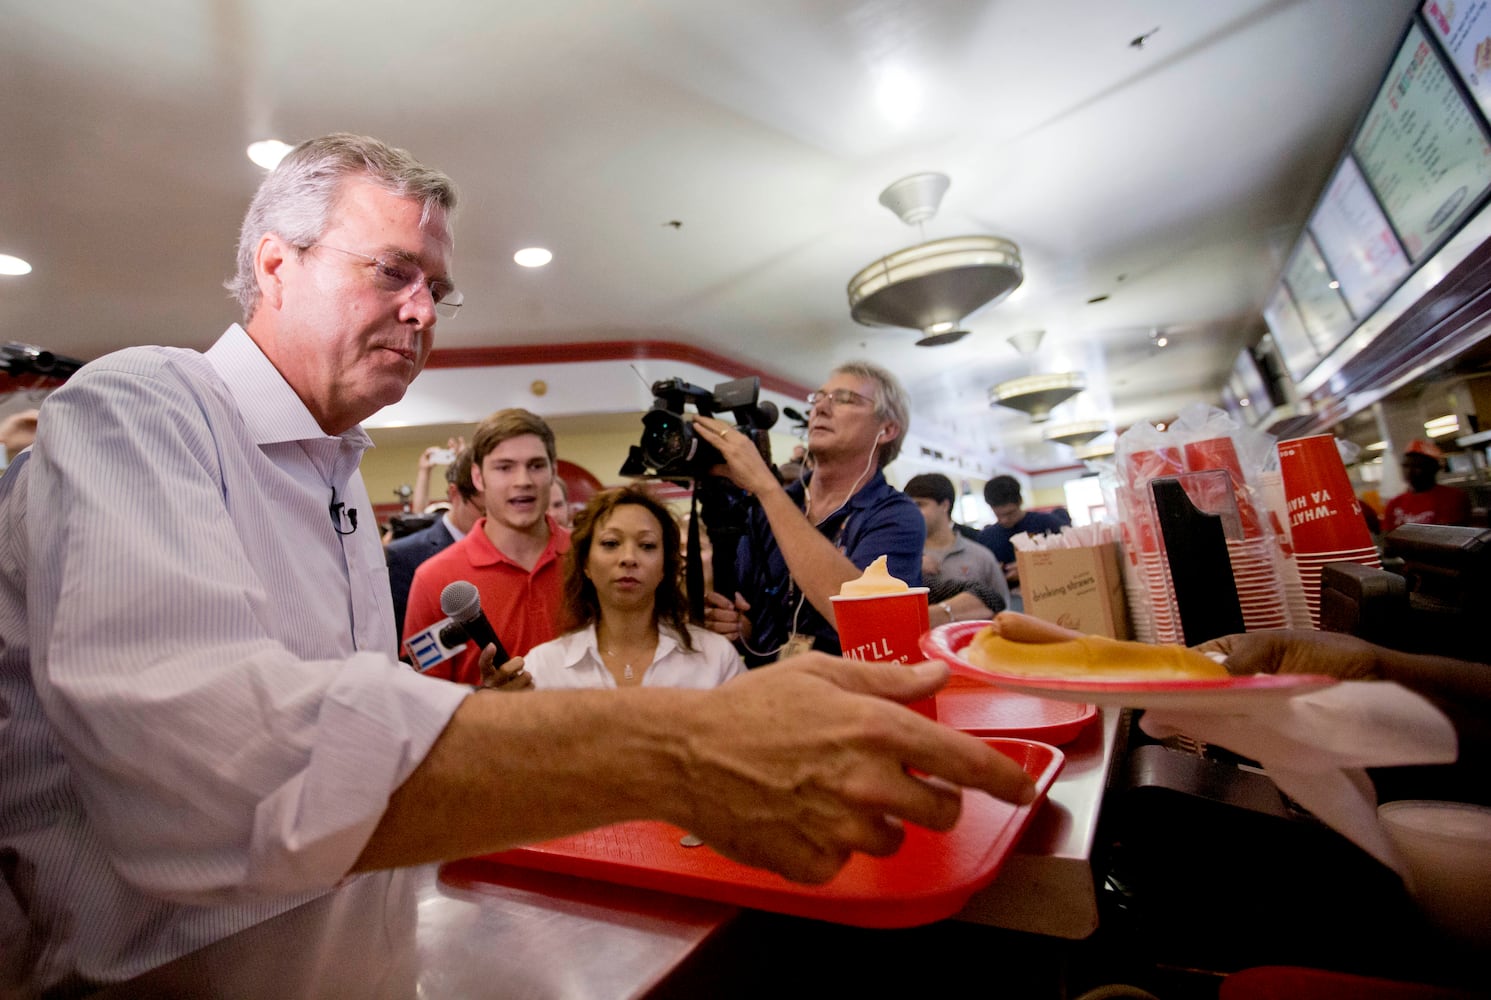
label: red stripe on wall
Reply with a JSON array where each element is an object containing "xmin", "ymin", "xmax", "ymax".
[{"xmin": 425, "ymin": 341, "xmax": 813, "ymax": 400}]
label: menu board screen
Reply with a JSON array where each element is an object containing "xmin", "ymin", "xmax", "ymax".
[
  {"xmin": 1283, "ymin": 233, "xmax": 1354, "ymax": 355},
  {"xmin": 1422, "ymin": 1, "xmax": 1491, "ymax": 120},
  {"xmin": 1353, "ymin": 22, "xmax": 1491, "ymax": 260},
  {"xmin": 1263, "ymin": 284, "xmax": 1321, "ymax": 385},
  {"xmin": 1308, "ymin": 156, "xmax": 1412, "ymax": 318},
  {"xmin": 1231, "ymin": 349, "xmax": 1270, "ymax": 410}
]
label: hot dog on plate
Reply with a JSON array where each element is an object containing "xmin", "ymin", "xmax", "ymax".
[{"xmin": 965, "ymin": 612, "xmax": 1227, "ymax": 680}]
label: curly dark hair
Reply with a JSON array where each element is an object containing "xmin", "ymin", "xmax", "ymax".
[{"xmin": 559, "ymin": 484, "xmax": 695, "ymax": 651}]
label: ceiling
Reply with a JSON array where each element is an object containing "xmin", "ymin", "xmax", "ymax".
[{"xmin": 0, "ymin": 0, "xmax": 1424, "ymax": 474}]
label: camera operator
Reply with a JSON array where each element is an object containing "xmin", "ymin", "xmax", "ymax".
[{"xmin": 697, "ymin": 361, "xmax": 932, "ymax": 666}]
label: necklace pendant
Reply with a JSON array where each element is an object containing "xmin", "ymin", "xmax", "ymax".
[{"xmin": 623, "ymin": 663, "xmax": 634, "ymax": 680}]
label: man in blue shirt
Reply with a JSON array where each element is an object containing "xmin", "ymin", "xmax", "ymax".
[
  {"xmin": 976, "ymin": 474, "xmax": 1065, "ymax": 597},
  {"xmin": 698, "ymin": 361, "xmax": 929, "ymax": 667}
]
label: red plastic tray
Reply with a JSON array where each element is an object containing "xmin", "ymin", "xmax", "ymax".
[
  {"xmin": 936, "ymin": 674, "xmax": 1097, "ymax": 744},
  {"xmin": 466, "ymin": 738, "xmax": 1063, "ymax": 928}
]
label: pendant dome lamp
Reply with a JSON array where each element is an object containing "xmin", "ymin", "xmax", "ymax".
[
  {"xmin": 989, "ymin": 372, "xmax": 1086, "ymax": 423},
  {"xmin": 847, "ymin": 173, "xmax": 1023, "ymax": 347},
  {"xmin": 1043, "ymin": 419, "xmax": 1110, "ymax": 448}
]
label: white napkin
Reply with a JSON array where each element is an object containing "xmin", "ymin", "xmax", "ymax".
[{"xmin": 1139, "ymin": 681, "xmax": 1458, "ymax": 876}]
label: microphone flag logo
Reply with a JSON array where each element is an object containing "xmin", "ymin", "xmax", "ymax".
[{"xmin": 405, "ymin": 616, "xmax": 469, "ymax": 672}]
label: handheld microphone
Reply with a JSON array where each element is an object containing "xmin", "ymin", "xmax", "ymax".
[{"xmin": 439, "ymin": 580, "xmax": 509, "ymax": 663}]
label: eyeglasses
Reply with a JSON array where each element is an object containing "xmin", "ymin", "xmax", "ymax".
[
  {"xmin": 806, "ymin": 387, "xmax": 874, "ymax": 410},
  {"xmin": 304, "ymin": 243, "xmax": 464, "ymax": 319}
]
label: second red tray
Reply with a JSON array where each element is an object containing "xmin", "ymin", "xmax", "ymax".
[{"xmin": 935, "ymin": 674, "xmax": 1097, "ymax": 744}]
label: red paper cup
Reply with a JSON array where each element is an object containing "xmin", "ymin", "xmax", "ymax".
[
  {"xmin": 833, "ymin": 588, "xmax": 936, "ymax": 719},
  {"xmin": 1184, "ymin": 437, "xmax": 1245, "ymax": 480},
  {"xmin": 1183, "ymin": 438, "xmax": 1263, "ymax": 539},
  {"xmin": 1278, "ymin": 435, "xmax": 1374, "ymax": 554},
  {"xmin": 1124, "ymin": 447, "xmax": 1184, "ymax": 491}
]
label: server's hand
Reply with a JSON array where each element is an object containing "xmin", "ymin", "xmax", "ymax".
[{"xmin": 1194, "ymin": 629, "xmax": 1379, "ymax": 679}]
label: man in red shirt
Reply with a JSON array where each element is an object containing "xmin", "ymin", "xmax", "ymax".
[
  {"xmin": 1384, "ymin": 438, "xmax": 1472, "ymax": 531},
  {"xmin": 404, "ymin": 408, "xmax": 570, "ymax": 684}
]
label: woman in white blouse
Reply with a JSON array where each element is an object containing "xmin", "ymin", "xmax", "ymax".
[{"xmin": 521, "ymin": 485, "xmax": 745, "ymax": 690}]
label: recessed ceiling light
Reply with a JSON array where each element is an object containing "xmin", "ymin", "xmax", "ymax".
[
  {"xmin": 0, "ymin": 254, "xmax": 32, "ymax": 276},
  {"xmin": 514, "ymin": 247, "xmax": 553, "ymax": 268},
  {"xmin": 247, "ymin": 139, "xmax": 293, "ymax": 170},
  {"xmin": 875, "ymin": 66, "xmax": 922, "ymax": 125}
]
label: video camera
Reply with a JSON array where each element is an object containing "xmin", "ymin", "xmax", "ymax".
[
  {"xmin": 0, "ymin": 342, "xmax": 84, "ymax": 380},
  {"xmin": 620, "ymin": 375, "xmax": 778, "ymax": 481},
  {"xmin": 621, "ymin": 376, "xmax": 780, "ymax": 612}
]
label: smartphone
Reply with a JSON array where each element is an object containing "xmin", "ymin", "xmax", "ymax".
[{"xmin": 430, "ymin": 447, "xmax": 456, "ymax": 465}]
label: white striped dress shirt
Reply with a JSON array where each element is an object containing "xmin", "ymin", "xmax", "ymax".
[{"xmin": 0, "ymin": 326, "xmax": 469, "ymax": 994}]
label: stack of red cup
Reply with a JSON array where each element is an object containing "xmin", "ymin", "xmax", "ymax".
[
  {"xmin": 1276, "ymin": 434, "xmax": 1381, "ymax": 627},
  {"xmin": 1122, "ymin": 447, "xmax": 1185, "ymax": 644},
  {"xmin": 1117, "ymin": 520, "xmax": 1155, "ymax": 643},
  {"xmin": 1180, "ymin": 441, "xmax": 1290, "ymax": 632}
]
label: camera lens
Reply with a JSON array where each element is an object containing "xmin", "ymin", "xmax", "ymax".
[{"xmin": 641, "ymin": 411, "xmax": 692, "ymax": 469}]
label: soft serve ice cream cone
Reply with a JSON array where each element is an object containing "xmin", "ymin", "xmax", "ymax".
[
  {"xmin": 832, "ymin": 556, "xmax": 936, "ymax": 719},
  {"xmin": 837, "ymin": 555, "xmax": 912, "ymax": 597}
]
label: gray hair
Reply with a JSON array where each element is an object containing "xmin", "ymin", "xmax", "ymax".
[
  {"xmin": 225, "ymin": 133, "xmax": 458, "ymax": 320},
  {"xmin": 832, "ymin": 359, "xmax": 910, "ymax": 467}
]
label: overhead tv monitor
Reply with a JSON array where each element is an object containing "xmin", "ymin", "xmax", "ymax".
[
  {"xmin": 1308, "ymin": 155, "xmax": 1412, "ymax": 319},
  {"xmin": 1353, "ymin": 21, "xmax": 1491, "ymax": 262},
  {"xmin": 1282, "ymin": 232, "xmax": 1354, "ymax": 355},
  {"xmin": 1422, "ymin": 0, "xmax": 1491, "ymax": 122},
  {"xmin": 1229, "ymin": 348, "xmax": 1274, "ymax": 427},
  {"xmin": 1218, "ymin": 383, "xmax": 1245, "ymax": 425},
  {"xmin": 1231, "ymin": 348, "xmax": 1271, "ymax": 411},
  {"xmin": 1262, "ymin": 284, "xmax": 1321, "ymax": 385}
]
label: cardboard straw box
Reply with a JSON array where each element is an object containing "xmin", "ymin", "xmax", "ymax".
[{"xmin": 1016, "ymin": 542, "xmax": 1131, "ymax": 639}]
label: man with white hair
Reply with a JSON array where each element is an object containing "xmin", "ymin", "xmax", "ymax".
[{"xmin": 700, "ymin": 361, "xmax": 961, "ymax": 666}]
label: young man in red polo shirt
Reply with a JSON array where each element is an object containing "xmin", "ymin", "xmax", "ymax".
[{"xmin": 404, "ymin": 408, "xmax": 570, "ymax": 684}]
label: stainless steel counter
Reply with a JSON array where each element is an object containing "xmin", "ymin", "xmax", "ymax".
[
  {"xmin": 93, "ymin": 711, "xmax": 1123, "ymax": 997},
  {"xmin": 956, "ymin": 707, "xmax": 1121, "ymax": 938},
  {"xmin": 92, "ymin": 864, "xmax": 735, "ymax": 1000}
]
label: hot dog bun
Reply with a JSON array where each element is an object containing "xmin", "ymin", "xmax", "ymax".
[{"xmin": 965, "ymin": 612, "xmax": 1227, "ymax": 680}]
